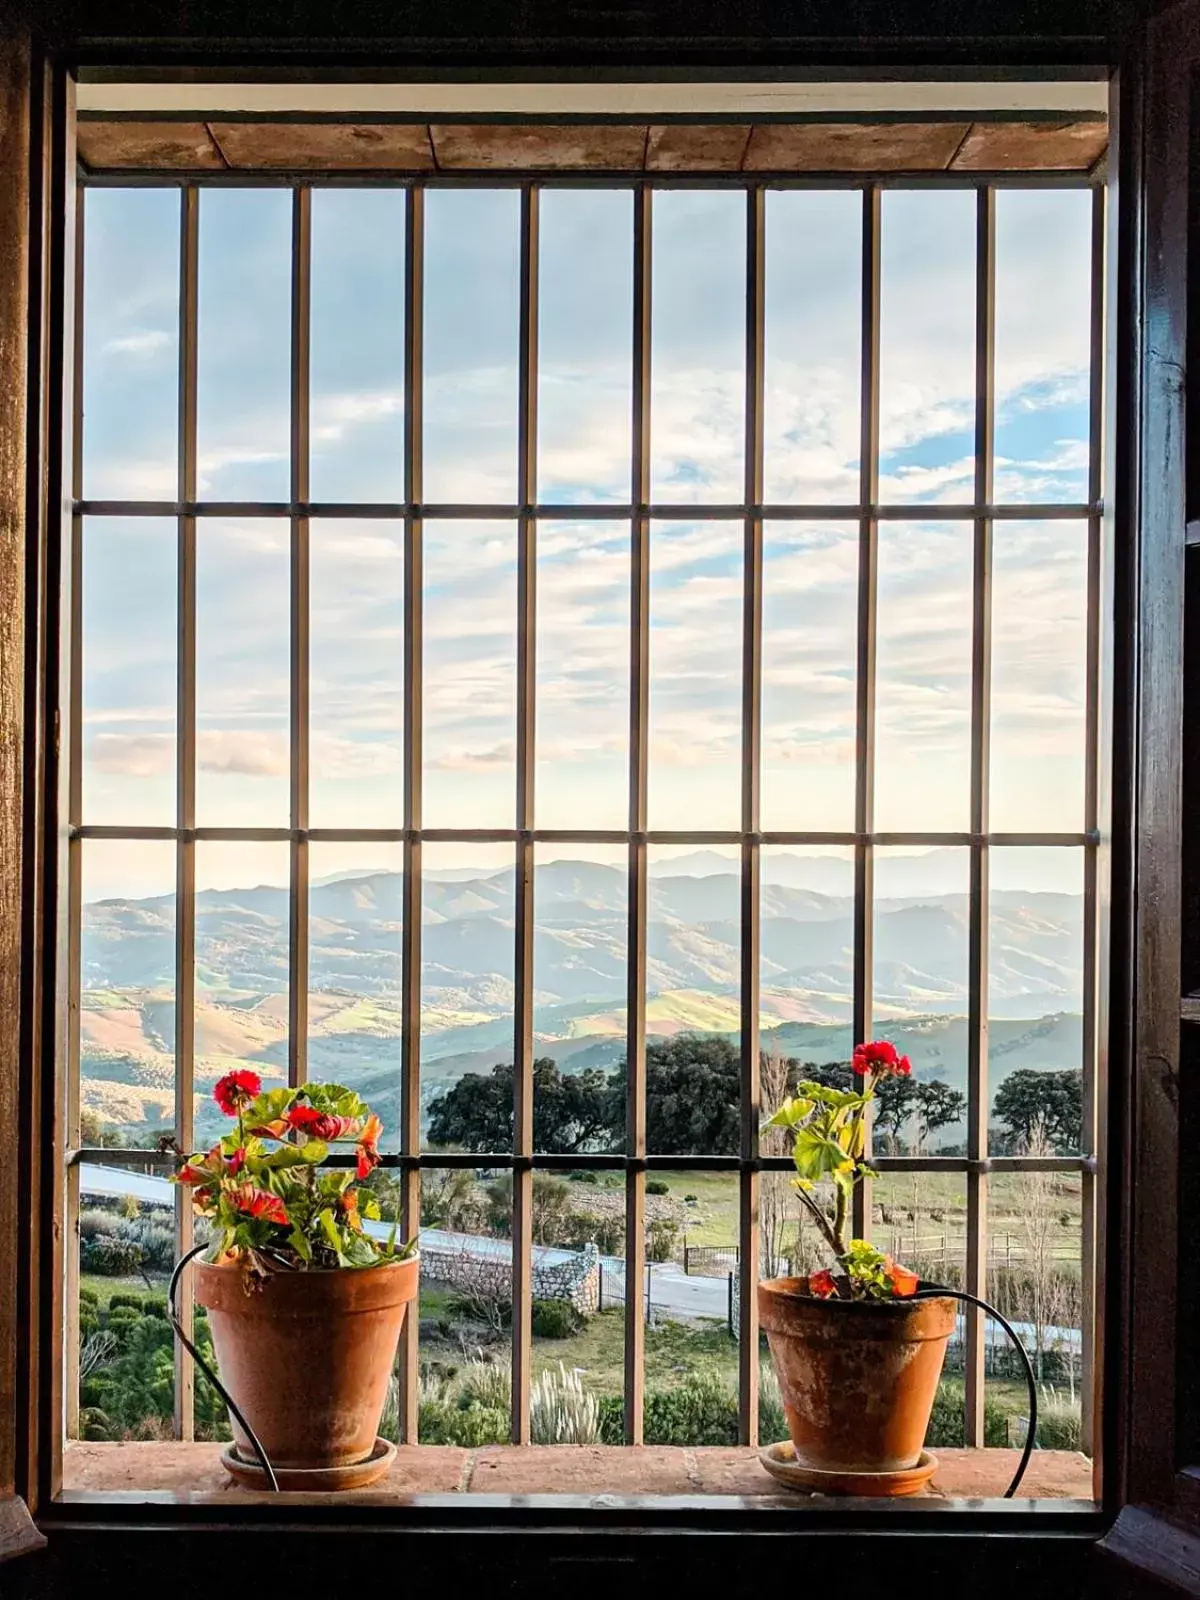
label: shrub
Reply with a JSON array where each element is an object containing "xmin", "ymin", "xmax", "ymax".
[
  {"xmin": 598, "ymin": 1394, "xmax": 624, "ymax": 1445},
  {"xmin": 79, "ymin": 1209, "xmax": 119, "ymax": 1242},
  {"xmin": 530, "ymin": 1363, "xmax": 601, "ymax": 1445},
  {"xmin": 645, "ymin": 1180, "xmax": 670, "ymax": 1197},
  {"xmin": 457, "ymin": 1358, "xmax": 512, "ymax": 1414},
  {"xmin": 78, "ymin": 1285, "xmax": 100, "ymax": 1307},
  {"xmin": 642, "ymin": 1372, "xmax": 739, "ymax": 1446},
  {"xmin": 684, "ymin": 1194, "xmax": 698, "ymax": 1203},
  {"xmin": 758, "ymin": 1363, "xmax": 787, "ymax": 1444},
  {"xmin": 531, "ymin": 1298, "xmax": 583, "ymax": 1339},
  {"xmin": 1035, "ymin": 1386, "xmax": 1082, "ymax": 1450},
  {"xmin": 925, "ymin": 1380, "xmax": 1009, "ymax": 1448},
  {"xmin": 568, "ymin": 1170, "xmax": 599, "ymax": 1185},
  {"xmin": 420, "ymin": 1399, "xmax": 509, "ymax": 1447},
  {"xmin": 80, "ymin": 1233, "xmax": 144, "ymax": 1277},
  {"xmin": 646, "ymin": 1217, "xmax": 680, "ymax": 1263}
]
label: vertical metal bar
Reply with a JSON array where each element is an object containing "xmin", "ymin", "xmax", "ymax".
[
  {"xmin": 398, "ymin": 183, "xmax": 424, "ymax": 1445},
  {"xmin": 738, "ymin": 184, "xmax": 765, "ymax": 1448},
  {"xmin": 288, "ymin": 186, "xmax": 311, "ymax": 1090},
  {"xmin": 46, "ymin": 66, "xmax": 78, "ymax": 1502},
  {"xmin": 173, "ymin": 183, "xmax": 199, "ymax": 1442},
  {"xmin": 965, "ymin": 184, "xmax": 996, "ymax": 1449},
  {"xmin": 851, "ymin": 185, "xmax": 881, "ymax": 1244},
  {"xmin": 511, "ymin": 183, "xmax": 538, "ymax": 1445},
  {"xmin": 1081, "ymin": 182, "xmax": 1106, "ymax": 1463},
  {"xmin": 63, "ymin": 182, "xmax": 84, "ymax": 1445},
  {"xmin": 624, "ymin": 182, "xmax": 651, "ymax": 1445}
]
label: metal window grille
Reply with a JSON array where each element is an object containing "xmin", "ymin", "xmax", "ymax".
[{"xmin": 66, "ymin": 170, "xmax": 1107, "ymax": 1457}]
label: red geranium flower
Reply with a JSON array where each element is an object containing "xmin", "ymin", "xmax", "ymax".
[
  {"xmin": 356, "ymin": 1113, "xmax": 383, "ymax": 1179},
  {"xmin": 214, "ymin": 1069, "xmax": 262, "ymax": 1115},
  {"xmin": 808, "ymin": 1269, "xmax": 838, "ymax": 1299},
  {"xmin": 230, "ymin": 1183, "xmax": 289, "ymax": 1226},
  {"xmin": 177, "ymin": 1157, "xmax": 213, "ymax": 1186},
  {"xmin": 884, "ymin": 1258, "xmax": 919, "ymax": 1298},
  {"xmin": 285, "ymin": 1104, "xmax": 362, "ymax": 1141},
  {"xmin": 851, "ymin": 1040, "xmax": 912, "ymax": 1078}
]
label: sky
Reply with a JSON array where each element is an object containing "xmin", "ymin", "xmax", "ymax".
[{"xmin": 78, "ymin": 181, "xmax": 1095, "ymax": 900}]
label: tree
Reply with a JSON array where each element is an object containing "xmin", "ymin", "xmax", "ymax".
[
  {"xmin": 992, "ymin": 1069, "xmax": 1082, "ymax": 1154},
  {"xmin": 912, "ymin": 1080, "xmax": 967, "ymax": 1148},
  {"xmin": 608, "ymin": 1034, "xmax": 742, "ymax": 1155},
  {"xmin": 426, "ymin": 1057, "xmax": 612, "ymax": 1154}
]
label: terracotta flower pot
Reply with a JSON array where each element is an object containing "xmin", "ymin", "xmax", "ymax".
[
  {"xmin": 758, "ymin": 1276, "xmax": 956, "ymax": 1474},
  {"xmin": 195, "ymin": 1254, "xmax": 418, "ymax": 1469}
]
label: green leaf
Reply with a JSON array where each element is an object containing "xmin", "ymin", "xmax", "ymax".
[
  {"xmin": 288, "ymin": 1226, "xmax": 312, "ymax": 1262},
  {"xmin": 762, "ymin": 1097, "xmax": 813, "ymax": 1131},
  {"xmin": 317, "ymin": 1208, "xmax": 343, "ymax": 1255},
  {"xmin": 262, "ymin": 1140, "xmax": 327, "ymax": 1170}
]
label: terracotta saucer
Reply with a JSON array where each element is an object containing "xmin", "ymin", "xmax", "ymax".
[
  {"xmin": 220, "ymin": 1435, "xmax": 397, "ymax": 1492},
  {"xmin": 758, "ymin": 1440, "xmax": 939, "ymax": 1497}
]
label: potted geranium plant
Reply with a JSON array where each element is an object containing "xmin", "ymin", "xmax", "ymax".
[
  {"xmin": 174, "ymin": 1071, "xmax": 417, "ymax": 1488},
  {"xmin": 758, "ymin": 1039, "xmax": 956, "ymax": 1494}
]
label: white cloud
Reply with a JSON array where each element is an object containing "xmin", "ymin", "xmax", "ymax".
[
  {"xmin": 102, "ymin": 328, "xmax": 171, "ymax": 358},
  {"xmin": 197, "ymin": 731, "xmax": 288, "ymax": 777}
]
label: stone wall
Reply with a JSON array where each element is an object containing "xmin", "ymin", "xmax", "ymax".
[{"xmin": 422, "ymin": 1239, "xmax": 601, "ymax": 1314}]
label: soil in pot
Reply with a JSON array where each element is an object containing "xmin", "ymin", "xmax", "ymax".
[
  {"xmin": 195, "ymin": 1254, "xmax": 418, "ymax": 1470},
  {"xmin": 758, "ymin": 1276, "xmax": 956, "ymax": 1475}
]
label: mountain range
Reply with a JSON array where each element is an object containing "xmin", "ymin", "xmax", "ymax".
[{"xmin": 78, "ymin": 852, "xmax": 1085, "ymax": 1150}]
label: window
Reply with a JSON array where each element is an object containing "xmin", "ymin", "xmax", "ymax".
[{"xmin": 68, "ymin": 163, "xmax": 1104, "ymax": 1478}]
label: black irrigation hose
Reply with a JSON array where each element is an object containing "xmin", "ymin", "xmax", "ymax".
[
  {"xmin": 916, "ymin": 1284, "xmax": 1038, "ymax": 1498},
  {"xmin": 168, "ymin": 1244, "xmax": 281, "ymax": 1492}
]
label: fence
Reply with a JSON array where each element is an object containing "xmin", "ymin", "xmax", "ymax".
[{"xmin": 684, "ymin": 1243, "xmax": 740, "ymax": 1278}]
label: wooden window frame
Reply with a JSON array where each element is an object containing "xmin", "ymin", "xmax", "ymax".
[{"xmin": 0, "ymin": 3, "xmax": 1193, "ymax": 1584}]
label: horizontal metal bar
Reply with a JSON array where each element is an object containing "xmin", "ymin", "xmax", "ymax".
[
  {"xmin": 76, "ymin": 497, "xmax": 1099, "ymax": 522},
  {"xmin": 81, "ymin": 168, "xmax": 1102, "ymax": 193},
  {"xmin": 71, "ymin": 823, "xmax": 1098, "ymax": 846},
  {"xmin": 68, "ymin": 1147, "xmax": 1095, "ymax": 1175}
]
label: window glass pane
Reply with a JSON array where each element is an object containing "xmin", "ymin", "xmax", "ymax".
[
  {"xmin": 642, "ymin": 1170, "xmax": 740, "ymax": 1440},
  {"xmin": 83, "ymin": 188, "xmax": 179, "ymax": 500},
  {"xmin": 760, "ymin": 844, "xmax": 855, "ymax": 1042},
  {"xmin": 990, "ymin": 520, "xmax": 1087, "ymax": 832},
  {"xmin": 645, "ymin": 845, "xmax": 739, "ymax": 1155},
  {"xmin": 874, "ymin": 521, "xmax": 973, "ymax": 831},
  {"xmin": 987, "ymin": 1172, "xmax": 1083, "ymax": 1432},
  {"xmin": 80, "ymin": 841, "xmax": 177, "ymax": 1150},
  {"xmin": 651, "ymin": 191, "xmax": 744, "ymax": 503},
  {"xmin": 310, "ymin": 519, "xmax": 404, "ymax": 827},
  {"xmin": 761, "ymin": 521, "xmax": 858, "ymax": 830},
  {"xmin": 423, "ymin": 520, "xmax": 517, "ymax": 827},
  {"xmin": 764, "ymin": 191, "xmax": 861, "ymax": 505},
  {"xmin": 988, "ymin": 846, "xmax": 1084, "ymax": 1153},
  {"xmin": 422, "ymin": 843, "xmax": 515, "ymax": 1154},
  {"xmin": 309, "ymin": 841, "xmax": 404, "ymax": 1146},
  {"xmin": 873, "ymin": 846, "xmax": 970, "ymax": 1156},
  {"xmin": 424, "ymin": 190, "xmax": 520, "ymax": 504},
  {"xmin": 648, "ymin": 520, "xmax": 742, "ymax": 828},
  {"xmin": 310, "ymin": 190, "xmax": 406, "ymax": 503},
  {"xmin": 418, "ymin": 1177, "xmax": 512, "ymax": 1445},
  {"xmin": 536, "ymin": 518, "xmax": 629, "ymax": 830},
  {"xmin": 197, "ymin": 190, "xmax": 291, "ymax": 502},
  {"xmin": 879, "ymin": 191, "xmax": 976, "ymax": 505},
  {"xmin": 538, "ymin": 189, "xmax": 632, "ymax": 503},
  {"xmin": 82, "ymin": 518, "xmax": 176, "ymax": 825},
  {"xmin": 533, "ymin": 845, "xmax": 627, "ymax": 1156},
  {"xmin": 193, "ymin": 842, "xmax": 290, "ymax": 1149},
  {"xmin": 195, "ymin": 518, "xmax": 290, "ymax": 826},
  {"xmin": 994, "ymin": 189, "xmax": 1092, "ymax": 505}
]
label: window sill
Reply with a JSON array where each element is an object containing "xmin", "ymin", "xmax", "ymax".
[{"xmin": 60, "ymin": 1441, "xmax": 1094, "ymax": 1504}]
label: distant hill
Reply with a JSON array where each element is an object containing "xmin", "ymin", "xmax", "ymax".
[{"xmin": 79, "ymin": 855, "xmax": 1085, "ymax": 1149}]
